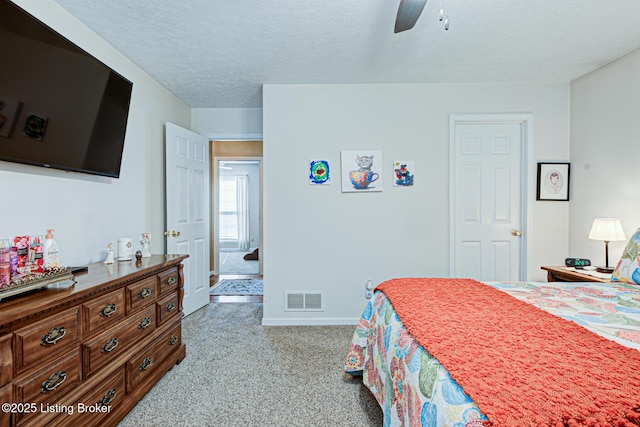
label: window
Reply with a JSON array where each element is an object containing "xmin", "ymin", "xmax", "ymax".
[{"xmin": 219, "ymin": 176, "xmax": 238, "ymax": 242}]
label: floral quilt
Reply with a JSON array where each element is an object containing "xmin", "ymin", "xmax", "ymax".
[{"xmin": 344, "ymin": 281, "xmax": 640, "ymax": 426}]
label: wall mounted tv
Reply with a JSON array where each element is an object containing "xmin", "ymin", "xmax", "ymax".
[{"xmin": 0, "ymin": 0, "xmax": 132, "ymax": 178}]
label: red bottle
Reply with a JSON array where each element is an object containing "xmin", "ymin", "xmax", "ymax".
[{"xmin": 30, "ymin": 236, "xmax": 44, "ymax": 273}]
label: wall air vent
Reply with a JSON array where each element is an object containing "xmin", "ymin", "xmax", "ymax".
[{"xmin": 285, "ymin": 292, "xmax": 323, "ymax": 311}]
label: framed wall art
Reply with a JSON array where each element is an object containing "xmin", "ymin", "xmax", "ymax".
[
  {"xmin": 393, "ymin": 160, "xmax": 414, "ymax": 187},
  {"xmin": 309, "ymin": 159, "xmax": 330, "ymax": 185},
  {"xmin": 341, "ymin": 150, "xmax": 383, "ymax": 192},
  {"xmin": 536, "ymin": 162, "xmax": 570, "ymax": 201}
]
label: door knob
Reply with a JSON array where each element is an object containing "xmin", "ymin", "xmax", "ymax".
[
  {"xmin": 511, "ymin": 229, "xmax": 522, "ymax": 237},
  {"xmin": 164, "ymin": 230, "xmax": 181, "ymax": 238}
]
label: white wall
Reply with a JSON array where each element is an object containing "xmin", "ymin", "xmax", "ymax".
[
  {"xmin": 263, "ymin": 82, "xmax": 570, "ymax": 325},
  {"xmin": 192, "ymin": 108, "xmax": 263, "ymax": 140},
  {"xmin": 570, "ymin": 48, "xmax": 640, "ymax": 265},
  {"xmin": 0, "ymin": 0, "xmax": 191, "ymax": 266}
]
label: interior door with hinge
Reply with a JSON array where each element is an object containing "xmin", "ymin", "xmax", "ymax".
[
  {"xmin": 165, "ymin": 122, "xmax": 210, "ymax": 316},
  {"xmin": 451, "ymin": 121, "xmax": 524, "ymax": 281}
]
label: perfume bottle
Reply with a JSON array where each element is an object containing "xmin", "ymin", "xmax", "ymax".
[
  {"xmin": 9, "ymin": 245, "xmax": 18, "ymax": 279},
  {"xmin": 30, "ymin": 235, "xmax": 44, "ymax": 273},
  {"xmin": 0, "ymin": 239, "xmax": 9, "ymax": 287}
]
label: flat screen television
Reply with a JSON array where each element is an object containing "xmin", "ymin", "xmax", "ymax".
[{"xmin": 0, "ymin": 0, "xmax": 132, "ymax": 178}]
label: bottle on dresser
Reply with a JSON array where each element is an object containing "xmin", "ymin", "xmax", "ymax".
[
  {"xmin": 13, "ymin": 235, "xmax": 30, "ymax": 275},
  {"xmin": 30, "ymin": 235, "xmax": 44, "ymax": 273},
  {"xmin": 0, "ymin": 239, "xmax": 9, "ymax": 287},
  {"xmin": 44, "ymin": 229, "xmax": 60, "ymax": 268}
]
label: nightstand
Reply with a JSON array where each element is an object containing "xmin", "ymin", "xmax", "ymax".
[{"xmin": 541, "ymin": 266, "xmax": 611, "ymax": 283}]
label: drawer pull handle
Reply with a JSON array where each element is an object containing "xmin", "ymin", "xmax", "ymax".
[
  {"xmin": 41, "ymin": 326, "xmax": 66, "ymax": 345},
  {"xmin": 102, "ymin": 337, "xmax": 119, "ymax": 353},
  {"xmin": 166, "ymin": 302, "xmax": 176, "ymax": 312},
  {"xmin": 99, "ymin": 388, "xmax": 117, "ymax": 407},
  {"xmin": 168, "ymin": 335, "xmax": 178, "ymax": 345},
  {"xmin": 139, "ymin": 317, "xmax": 152, "ymax": 329},
  {"xmin": 139, "ymin": 357, "xmax": 152, "ymax": 371},
  {"xmin": 139, "ymin": 287, "xmax": 152, "ymax": 299},
  {"xmin": 41, "ymin": 370, "xmax": 66, "ymax": 393},
  {"xmin": 166, "ymin": 276, "xmax": 176, "ymax": 286},
  {"xmin": 100, "ymin": 303, "xmax": 117, "ymax": 317}
]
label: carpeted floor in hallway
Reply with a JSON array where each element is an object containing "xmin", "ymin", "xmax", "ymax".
[{"xmin": 219, "ymin": 249, "xmax": 259, "ymax": 275}]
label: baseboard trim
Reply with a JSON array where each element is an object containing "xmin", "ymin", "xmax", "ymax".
[{"xmin": 261, "ymin": 317, "xmax": 360, "ymax": 326}]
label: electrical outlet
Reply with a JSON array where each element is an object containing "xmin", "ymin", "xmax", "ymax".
[{"xmin": 365, "ymin": 290, "xmax": 373, "ymax": 299}]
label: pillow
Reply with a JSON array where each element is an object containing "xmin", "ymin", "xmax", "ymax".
[{"xmin": 611, "ymin": 228, "xmax": 640, "ymax": 284}]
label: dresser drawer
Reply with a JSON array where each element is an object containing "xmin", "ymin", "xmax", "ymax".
[
  {"xmin": 127, "ymin": 321, "xmax": 181, "ymax": 391},
  {"xmin": 83, "ymin": 304, "xmax": 156, "ymax": 378},
  {"xmin": 156, "ymin": 291, "xmax": 180, "ymax": 326},
  {"xmin": 157, "ymin": 267, "xmax": 179, "ymax": 296},
  {"xmin": 126, "ymin": 276, "xmax": 157, "ymax": 313},
  {"xmin": 13, "ymin": 348, "xmax": 81, "ymax": 423},
  {"xmin": 85, "ymin": 366, "xmax": 126, "ymax": 417},
  {"xmin": 0, "ymin": 334, "xmax": 12, "ymax": 387},
  {"xmin": 14, "ymin": 306, "xmax": 81, "ymax": 374},
  {"xmin": 83, "ymin": 288, "xmax": 126, "ymax": 337},
  {"xmin": 0, "ymin": 384, "xmax": 10, "ymax": 427},
  {"xmin": 48, "ymin": 366, "xmax": 127, "ymax": 427}
]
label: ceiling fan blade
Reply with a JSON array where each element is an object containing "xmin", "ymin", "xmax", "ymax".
[{"xmin": 394, "ymin": 0, "xmax": 428, "ymax": 33}]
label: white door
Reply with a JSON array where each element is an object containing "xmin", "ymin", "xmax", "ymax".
[
  {"xmin": 165, "ymin": 122, "xmax": 210, "ymax": 316},
  {"xmin": 451, "ymin": 120, "xmax": 524, "ymax": 281}
]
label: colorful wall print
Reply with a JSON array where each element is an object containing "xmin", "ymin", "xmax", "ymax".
[
  {"xmin": 341, "ymin": 150, "xmax": 383, "ymax": 192},
  {"xmin": 309, "ymin": 160, "xmax": 330, "ymax": 185},
  {"xmin": 393, "ymin": 161, "xmax": 414, "ymax": 186}
]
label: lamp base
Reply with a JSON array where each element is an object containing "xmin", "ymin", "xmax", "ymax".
[{"xmin": 596, "ymin": 266, "xmax": 614, "ymax": 274}]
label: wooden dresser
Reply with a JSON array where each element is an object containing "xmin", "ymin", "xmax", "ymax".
[{"xmin": 0, "ymin": 254, "xmax": 188, "ymax": 427}]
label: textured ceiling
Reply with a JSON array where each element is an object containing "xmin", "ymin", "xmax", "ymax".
[{"xmin": 53, "ymin": 0, "xmax": 640, "ymax": 108}]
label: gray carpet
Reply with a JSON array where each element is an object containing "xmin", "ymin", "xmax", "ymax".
[
  {"xmin": 219, "ymin": 250, "xmax": 260, "ymax": 275},
  {"xmin": 117, "ymin": 303, "xmax": 382, "ymax": 426}
]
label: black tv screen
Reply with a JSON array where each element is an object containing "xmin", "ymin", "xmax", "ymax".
[{"xmin": 0, "ymin": 0, "xmax": 132, "ymax": 178}]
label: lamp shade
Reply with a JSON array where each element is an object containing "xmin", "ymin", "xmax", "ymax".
[{"xmin": 588, "ymin": 218, "xmax": 626, "ymax": 242}]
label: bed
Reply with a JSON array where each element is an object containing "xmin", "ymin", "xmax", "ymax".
[{"xmin": 344, "ymin": 278, "xmax": 640, "ymax": 426}]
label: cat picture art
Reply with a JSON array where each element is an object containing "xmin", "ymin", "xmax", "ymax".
[
  {"xmin": 341, "ymin": 150, "xmax": 383, "ymax": 193},
  {"xmin": 356, "ymin": 155, "xmax": 374, "ymax": 171}
]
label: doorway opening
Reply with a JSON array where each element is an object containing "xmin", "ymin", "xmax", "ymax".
[
  {"xmin": 210, "ymin": 141, "xmax": 263, "ymax": 303},
  {"xmin": 218, "ymin": 160, "xmax": 260, "ymax": 276}
]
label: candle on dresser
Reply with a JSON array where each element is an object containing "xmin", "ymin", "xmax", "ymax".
[{"xmin": 117, "ymin": 237, "xmax": 133, "ymax": 261}]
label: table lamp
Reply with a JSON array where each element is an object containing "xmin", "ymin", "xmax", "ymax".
[{"xmin": 588, "ymin": 218, "xmax": 626, "ymax": 273}]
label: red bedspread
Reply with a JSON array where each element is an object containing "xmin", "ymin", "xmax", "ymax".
[{"xmin": 376, "ymin": 278, "xmax": 640, "ymax": 426}]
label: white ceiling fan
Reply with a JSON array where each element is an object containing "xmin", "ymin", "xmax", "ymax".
[
  {"xmin": 394, "ymin": 0, "xmax": 427, "ymax": 33},
  {"xmin": 394, "ymin": 0, "xmax": 449, "ymax": 33}
]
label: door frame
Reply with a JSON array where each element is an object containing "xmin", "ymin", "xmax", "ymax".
[
  {"xmin": 448, "ymin": 113, "xmax": 534, "ymax": 280},
  {"xmin": 212, "ymin": 155, "xmax": 263, "ymax": 275}
]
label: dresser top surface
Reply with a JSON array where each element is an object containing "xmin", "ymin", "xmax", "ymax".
[{"xmin": 0, "ymin": 254, "xmax": 188, "ymax": 329}]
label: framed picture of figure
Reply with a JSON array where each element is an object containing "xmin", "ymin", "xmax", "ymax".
[{"xmin": 536, "ymin": 162, "xmax": 570, "ymax": 201}]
